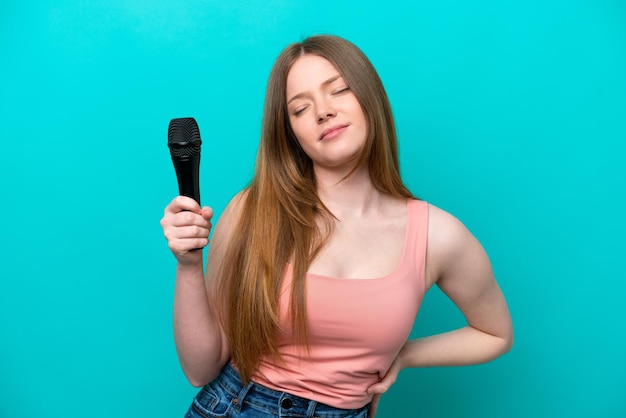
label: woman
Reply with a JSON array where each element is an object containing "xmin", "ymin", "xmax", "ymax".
[{"xmin": 161, "ymin": 35, "xmax": 513, "ymax": 417}]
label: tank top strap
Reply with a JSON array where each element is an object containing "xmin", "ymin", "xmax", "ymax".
[{"xmin": 403, "ymin": 199, "xmax": 429, "ymax": 283}]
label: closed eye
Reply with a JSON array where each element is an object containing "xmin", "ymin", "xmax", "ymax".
[
  {"xmin": 333, "ymin": 86, "xmax": 351, "ymax": 95},
  {"xmin": 293, "ymin": 105, "xmax": 309, "ymax": 116}
]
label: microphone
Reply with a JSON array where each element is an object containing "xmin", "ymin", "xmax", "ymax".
[{"xmin": 168, "ymin": 117, "xmax": 202, "ymax": 205}]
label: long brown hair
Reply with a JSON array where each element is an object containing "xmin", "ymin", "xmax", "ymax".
[{"xmin": 217, "ymin": 35, "xmax": 414, "ymax": 383}]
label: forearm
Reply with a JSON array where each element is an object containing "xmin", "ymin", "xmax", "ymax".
[
  {"xmin": 173, "ymin": 262, "xmax": 228, "ymax": 387},
  {"xmin": 400, "ymin": 325, "xmax": 513, "ymax": 368}
]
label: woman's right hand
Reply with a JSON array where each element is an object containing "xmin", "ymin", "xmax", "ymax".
[{"xmin": 160, "ymin": 196, "xmax": 213, "ymax": 266}]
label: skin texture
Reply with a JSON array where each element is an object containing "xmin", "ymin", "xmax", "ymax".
[{"xmin": 160, "ymin": 54, "xmax": 513, "ymax": 417}]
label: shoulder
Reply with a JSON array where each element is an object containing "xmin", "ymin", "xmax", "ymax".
[
  {"xmin": 426, "ymin": 203, "xmax": 490, "ymax": 285},
  {"xmin": 218, "ymin": 189, "xmax": 250, "ymax": 226},
  {"xmin": 209, "ymin": 189, "xmax": 250, "ymax": 251},
  {"xmin": 223, "ymin": 189, "xmax": 249, "ymax": 219},
  {"xmin": 427, "ymin": 203, "xmax": 470, "ymax": 248}
]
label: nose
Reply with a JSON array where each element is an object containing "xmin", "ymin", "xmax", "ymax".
[{"xmin": 316, "ymin": 102, "xmax": 336, "ymax": 123}]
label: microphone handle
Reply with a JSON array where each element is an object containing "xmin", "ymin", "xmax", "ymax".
[
  {"xmin": 172, "ymin": 155, "xmax": 201, "ymax": 205},
  {"xmin": 171, "ymin": 155, "xmax": 204, "ymax": 251}
]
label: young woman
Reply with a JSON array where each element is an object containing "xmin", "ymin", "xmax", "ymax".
[{"xmin": 161, "ymin": 35, "xmax": 513, "ymax": 418}]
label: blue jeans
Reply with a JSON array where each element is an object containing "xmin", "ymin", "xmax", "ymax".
[{"xmin": 184, "ymin": 362, "xmax": 371, "ymax": 417}]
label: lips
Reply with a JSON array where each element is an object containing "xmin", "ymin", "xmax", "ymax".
[{"xmin": 319, "ymin": 124, "xmax": 349, "ymax": 141}]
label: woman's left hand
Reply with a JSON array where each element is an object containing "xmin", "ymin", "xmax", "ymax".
[{"xmin": 366, "ymin": 349, "xmax": 405, "ymax": 417}]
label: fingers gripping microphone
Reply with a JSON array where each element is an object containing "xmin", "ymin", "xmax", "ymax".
[{"xmin": 168, "ymin": 118, "xmax": 202, "ymax": 205}]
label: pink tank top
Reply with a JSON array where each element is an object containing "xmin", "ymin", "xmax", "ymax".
[{"xmin": 252, "ymin": 199, "xmax": 428, "ymax": 409}]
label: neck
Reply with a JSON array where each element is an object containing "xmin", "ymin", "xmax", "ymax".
[{"xmin": 314, "ymin": 165, "xmax": 383, "ymax": 218}]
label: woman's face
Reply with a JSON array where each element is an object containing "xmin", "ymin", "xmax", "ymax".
[{"xmin": 285, "ymin": 54, "xmax": 367, "ymax": 172}]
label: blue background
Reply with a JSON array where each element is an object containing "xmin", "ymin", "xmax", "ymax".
[{"xmin": 1, "ymin": 1, "xmax": 624, "ymax": 417}]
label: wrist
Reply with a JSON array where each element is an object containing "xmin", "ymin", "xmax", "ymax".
[{"xmin": 176, "ymin": 259, "xmax": 205, "ymax": 276}]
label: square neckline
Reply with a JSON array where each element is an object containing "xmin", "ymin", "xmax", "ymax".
[{"xmin": 286, "ymin": 199, "xmax": 418, "ymax": 281}]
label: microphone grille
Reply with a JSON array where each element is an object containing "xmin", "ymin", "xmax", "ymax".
[{"xmin": 168, "ymin": 117, "xmax": 202, "ymax": 157}]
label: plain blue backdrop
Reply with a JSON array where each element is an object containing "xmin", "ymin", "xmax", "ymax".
[{"xmin": 1, "ymin": 1, "xmax": 624, "ymax": 417}]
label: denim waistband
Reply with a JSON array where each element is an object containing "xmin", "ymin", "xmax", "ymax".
[{"xmin": 214, "ymin": 362, "xmax": 370, "ymax": 417}]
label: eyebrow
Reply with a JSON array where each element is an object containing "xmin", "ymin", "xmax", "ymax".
[{"xmin": 287, "ymin": 74, "xmax": 342, "ymax": 104}]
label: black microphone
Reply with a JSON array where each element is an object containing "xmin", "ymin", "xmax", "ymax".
[{"xmin": 168, "ymin": 117, "xmax": 202, "ymax": 205}]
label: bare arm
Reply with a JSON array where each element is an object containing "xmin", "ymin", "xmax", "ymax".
[
  {"xmin": 368, "ymin": 204, "xmax": 513, "ymax": 414},
  {"xmin": 161, "ymin": 194, "xmax": 243, "ymax": 387},
  {"xmin": 400, "ymin": 204, "xmax": 513, "ymax": 367}
]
